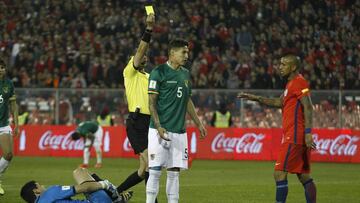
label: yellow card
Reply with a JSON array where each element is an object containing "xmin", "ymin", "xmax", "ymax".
[{"xmin": 145, "ymin": 5, "xmax": 155, "ymax": 15}]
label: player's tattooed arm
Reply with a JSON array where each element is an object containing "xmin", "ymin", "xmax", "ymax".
[
  {"xmin": 300, "ymin": 95, "xmax": 315, "ymax": 149},
  {"xmin": 300, "ymin": 95, "xmax": 313, "ymax": 129},
  {"xmin": 257, "ymin": 96, "xmax": 282, "ymax": 108},
  {"xmin": 237, "ymin": 93, "xmax": 283, "ymax": 108},
  {"xmin": 10, "ymin": 98, "xmax": 19, "ymax": 136},
  {"xmin": 149, "ymin": 93, "xmax": 170, "ymax": 140},
  {"xmin": 187, "ymin": 99, "xmax": 201, "ymax": 127},
  {"xmin": 187, "ymin": 99, "xmax": 207, "ymax": 139},
  {"xmin": 149, "ymin": 94, "xmax": 160, "ymax": 129}
]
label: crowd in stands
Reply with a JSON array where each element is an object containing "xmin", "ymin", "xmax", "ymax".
[
  {"xmin": 0, "ymin": 0, "xmax": 359, "ymax": 90},
  {"xmin": 1, "ymin": 0, "xmax": 359, "ymax": 129}
]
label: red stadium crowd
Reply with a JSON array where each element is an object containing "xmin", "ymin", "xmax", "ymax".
[{"xmin": 0, "ymin": 0, "xmax": 359, "ymax": 90}]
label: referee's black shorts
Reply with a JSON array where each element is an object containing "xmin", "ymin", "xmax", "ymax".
[{"xmin": 126, "ymin": 112, "xmax": 150, "ymax": 154}]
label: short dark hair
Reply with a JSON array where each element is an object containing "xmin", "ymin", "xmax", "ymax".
[
  {"xmin": 71, "ymin": 132, "xmax": 81, "ymax": 140},
  {"xmin": 20, "ymin": 181, "xmax": 37, "ymax": 203},
  {"xmin": 168, "ymin": 38, "xmax": 188, "ymax": 53},
  {"xmin": 283, "ymin": 54, "xmax": 301, "ymax": 70}
]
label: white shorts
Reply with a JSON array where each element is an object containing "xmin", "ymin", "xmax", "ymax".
[
  {"xmin": 0, "ymin": 126, "xmax": 12, "ymax": 136},
  {"xmin": 85, "ymin": 126, "xmax": 103, "ymax": 148},
  {"xmin": 148, "ymin": 128, "xmax": 188, "ymax": 170}
]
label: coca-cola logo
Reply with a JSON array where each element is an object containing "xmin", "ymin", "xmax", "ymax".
[
  {"xmin": 211, "ymin": 132, "xmax": 265, "ymax": 154},
  {"xmin": 123, "ymin": 137, "xmax": 133, "ymax": 152},
  {"xmin": 38, "ymin": 130, "xmax": 84, "ymax": 150},
  {"xmin": 314, "ymin": 134, "xmax": 359, "ymax": 156}
]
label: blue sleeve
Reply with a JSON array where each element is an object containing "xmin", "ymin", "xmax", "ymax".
[{"xmin": 38, "ymin": 185, "xmax": 82, "ymax": 203}]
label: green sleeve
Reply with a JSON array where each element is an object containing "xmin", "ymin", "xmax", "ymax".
[{"xmin": 148, "ymin": 68, "xmax": 161, "ymax": 94}]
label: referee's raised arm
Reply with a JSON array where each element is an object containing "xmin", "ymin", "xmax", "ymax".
[{"xmin": 133, "ymin": 14, "xmax": 155, "ymax": 69}]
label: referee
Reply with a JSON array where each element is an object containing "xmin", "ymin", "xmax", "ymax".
[{"xmin": 116, "ymin": 13, "xmax": 157, "ymax": 203}]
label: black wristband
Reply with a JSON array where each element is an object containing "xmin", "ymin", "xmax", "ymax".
[{"xmin": 142, "ymin": 29, "xmax": 152, "ymax": 43}]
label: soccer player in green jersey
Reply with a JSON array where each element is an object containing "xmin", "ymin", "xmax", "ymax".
[
  {"xmin": 71, "ymin": 121, "xmax": 103, "ymax": 168},
  {"xmin": 146, "ymin": 39, "xmax": 207, "ymax": 203},
  {"xmin": 0, "ymin": 58, "xmax": 19, "ymax": 195}
]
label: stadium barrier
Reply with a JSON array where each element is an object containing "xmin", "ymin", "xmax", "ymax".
[{"xmin": 12, "ymin": 126, "xmax": 360, "ymax": 163}]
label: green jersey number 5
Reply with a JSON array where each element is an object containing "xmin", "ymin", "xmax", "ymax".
[{"xmin": 177, "ymin": 87, "xmax": 183, "ymax": 98}]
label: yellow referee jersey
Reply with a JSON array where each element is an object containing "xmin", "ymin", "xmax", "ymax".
[{"xmin": 123, "ymin": 57, "xmax": 150, "ymax": 115}]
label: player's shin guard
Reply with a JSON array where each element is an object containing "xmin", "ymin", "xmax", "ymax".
[
  {"xmin": 166, "ymin": 171, "xmax": 179, "ymax": 203},
  {"xmin": 83, "ymin": 147, "xmax": 90, "ymax": 164},
  {"xmin": 303, "ymin": 179, "xmax": 316, "ymax": 203},
  {"xmin": 275, "ymin": 180, "xmax": 288, "ymax": 203},
  {"xmin": 94, "ymin": 145, "xmax": 102, "ymax": 164},
  {"xmin": 146, "ymin": 169, "xmax": 161, "ymax": 203},
  {"xmin": 0, "ymin": 157, "xmax": 10, "ymax": 178}
]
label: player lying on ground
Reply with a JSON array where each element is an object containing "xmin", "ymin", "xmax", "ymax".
[{"xmin": 20, "ymin": 167, "xmax": 133, "ymax": 203}]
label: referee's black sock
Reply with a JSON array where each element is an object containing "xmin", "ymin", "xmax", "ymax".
[
  {"xmin": 117, "ymin": 171, "xmax": 143, "ymax": 193},
  {"xmin": 145, "ymin": 171, "xmax": 149, "ymax": 184},
  {"xmin": 91, "ymin": 173, "xmax": 103, "ymax": 181},
  {"xmin": 145, "ymin": 171, "xmax": 158, "ymax": 203}
]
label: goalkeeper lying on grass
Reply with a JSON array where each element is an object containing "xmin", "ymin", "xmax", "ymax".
[{"xmin": 20, "ymin": 167, "xmax": 133, "ymax": 203}]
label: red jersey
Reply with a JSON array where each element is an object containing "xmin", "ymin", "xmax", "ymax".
[{"xmin": 282, "ymin": 74, "xmax": 310, "ymax": 145}]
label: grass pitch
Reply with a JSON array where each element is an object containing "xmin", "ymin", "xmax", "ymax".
[{"xmin": 1, "ymin": 157, "xmax": 359, "ymax": 202}]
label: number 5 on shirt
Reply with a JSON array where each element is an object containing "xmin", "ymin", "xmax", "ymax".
[{"xmin": 177, "ymin": 87, "xmax": 182, "ymax": 98}]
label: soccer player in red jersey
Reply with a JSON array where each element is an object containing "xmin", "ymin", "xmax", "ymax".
[{"xmin": 238, "ymin": 55, "xmax": 317, "ymax": 203}]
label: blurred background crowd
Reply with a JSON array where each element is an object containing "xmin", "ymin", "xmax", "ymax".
[{"xmin": 1, "ymin": 0, "xmax": 359, "ymax": 128}]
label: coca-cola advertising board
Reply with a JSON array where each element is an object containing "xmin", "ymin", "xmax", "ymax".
[
  {"xmin": 13, "ymin": 125, "xmax": 137, "ymax": 158},
  {"xmin": 12, "ymin": 126, "xmax": 360, "ymax": 163}
]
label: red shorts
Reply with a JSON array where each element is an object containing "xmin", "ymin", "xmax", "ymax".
[{"xmin": 274, "ymin": 142, "xmax": 311, "ymax": 174}]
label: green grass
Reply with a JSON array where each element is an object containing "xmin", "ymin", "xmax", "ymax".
[{"xmin": 1, "ymin": 157, "xmax": 359, "ymax": 202}]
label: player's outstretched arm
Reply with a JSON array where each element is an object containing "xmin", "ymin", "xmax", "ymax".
[
  {"xmin": 237, "ymin": 92, "xmax": 282, "ymax": 108},
  {"xmin": 10, "ymin": 98, "xmax": 19, "ymax": 136},
  {"xmin": 149, "ymin": 93, "xmax": 169, "ymax": 141},
  {"xmin": 300, "ymin": 95, "xmax": 316, "ymax": 149},
  {"xmin": 187, "ymin": 99, "xmax": 207, "ymax": 139},
  {"xmin": 133, "ymin": 14, "xmax": 155, "ymax": 69}
]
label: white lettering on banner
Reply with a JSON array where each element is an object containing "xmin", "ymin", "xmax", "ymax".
[
  {"xmin": 19, "ymin": 130, "xmax": 26, "ymax": 151},
  {"xmin": 104, "ymin": 131, "xmax": 110, "ymax": 152},
  {"xmin": 191, "ymin": 132, "xmax": 197, "ymax": 153},
  {"xmin": 314, "ymin": 134, "xmax": 359, "ymax": 156},
  {"xmin": 38, "ymin": 130, "xmax": 84, "ymax": 150},
  {"xmin": 123, "ymin": 137, "xmax": 133, "ymax": 152},
  {"xmin": 211, "ymin": 132, "xmax": 265, "ymax": 154}
]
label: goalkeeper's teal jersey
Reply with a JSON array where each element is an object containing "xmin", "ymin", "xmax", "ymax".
[{"xmin": 148, "ymin": 62, "xmax": 191, "ymax": 133}]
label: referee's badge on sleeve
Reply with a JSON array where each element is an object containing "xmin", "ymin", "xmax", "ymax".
[{"xmin": 149, "ymin": 80, "xmax": 157, "ymax": 89}]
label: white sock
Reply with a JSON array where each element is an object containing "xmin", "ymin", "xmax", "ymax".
[
  {"xmin": 94, "ymin": 145, "xmax": 102, "ymax": 164},
  {"xmin": 166, "ymin": 171, "xmax": 179, "ymax": 203},
  {"xmin": 146, "ymin": 169, "xmax": 162, "ymax": 203},
  {"xmin": 83, "ymin": 147, "xmax": 90, "ymax": 164},
  {"xmin": 0, "ymin": 157, "xmax": 10, "ymax": 179}
]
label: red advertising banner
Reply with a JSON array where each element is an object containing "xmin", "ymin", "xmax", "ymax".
[
  {"xmin": 12, "ymin": 126, "xmax": 360, "ymax": 163},
  {"xmin": 13, "ymin": 125, "xmax": 137, "ymax": 158}
]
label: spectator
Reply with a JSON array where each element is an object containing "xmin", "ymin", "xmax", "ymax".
[{"xmin": 0, "ymin": 0, "xmax": 357, "ymax": 90}]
